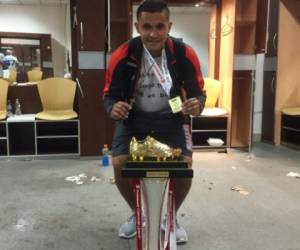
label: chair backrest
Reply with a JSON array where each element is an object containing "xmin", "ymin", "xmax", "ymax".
[
  {"xmin": 37, "ymin": 77, "xmax": 76, "ymax": 111},
  {"xmin": 203, "ymin": 78, "xmax": 222, "ymax": 108},
  {"xmin": 27, "ymin": 69, "xmax": 43, "ymax": 82},
  {"xmin": 0, "ymin": 79, "xmax": 9, "ymax": 114},
  {"xmin": 8, "ymin": 70, "xmax": 17, "ymax": 83}
]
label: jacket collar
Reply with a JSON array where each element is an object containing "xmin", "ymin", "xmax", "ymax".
[{"xmin": 128, "ymin": 36, "xmax": 176, "ymax": 66}]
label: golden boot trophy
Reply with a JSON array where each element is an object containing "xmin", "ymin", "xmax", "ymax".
[{"xmin": 130, "ymin": 136, "xmax": 182, "ymax": 161}]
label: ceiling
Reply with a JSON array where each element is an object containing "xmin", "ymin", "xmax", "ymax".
[
  {"xmin": 133, "ymin": 0, "xmax": 217, "ymax": 5},
  {"xmin": 0, "ymin": 0, "xmax": 68, "ymax": 5},
  {"xmin": 133, "ymin": 4, "xmax": 212, "ymax": 14}
]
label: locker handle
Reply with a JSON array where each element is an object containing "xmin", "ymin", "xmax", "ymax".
[
  {"xmin": 273, "ymin": 33, "xmax": 277, "ymax": 50},
  {"xmin": 80, "ymin": 22, "xmax": 84, "ymax": 46},
  {"xmin": 271, "ymin": 76, "xmax": 275, "ymax": 94}
]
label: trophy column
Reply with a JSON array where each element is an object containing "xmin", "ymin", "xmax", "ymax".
[
  {"xmin": 142, "ymin": 178, "xmax": 168, "ymax": 250},
  {"xmin": 123, "ymin": 161, "xmax": 192, "ymax": 250}
]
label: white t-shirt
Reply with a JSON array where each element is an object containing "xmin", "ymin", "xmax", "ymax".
[
  {"xmin": 134, "ymin": 53, "xmax": 170, "ymax": 112},
  {"xmin": 0, "ymin": 53, "xmax": 4, "ymax": 77},
  {"xmin": 4, "ymin": 55, "xmax": 18, "ymax": 71}
]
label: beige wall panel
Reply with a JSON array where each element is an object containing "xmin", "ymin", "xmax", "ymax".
[
  {"xmin": 218, "ymin": 0, "xmax": 236, "ymax": 145},
  {"xmin": 275, "ymin": 0, "xmax": 300, "ymax": 144},
  {"xmin": 209, "ymin": 5, "xmax": 217, "ymax": 78}
]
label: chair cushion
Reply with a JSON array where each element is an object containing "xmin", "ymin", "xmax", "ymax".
[
  {"xmin": 0, "ymin": 111, "xmax": 7, "ymax": 120},
  {"xmin": 282, "ymin": 107, "xmax": 300, "ymax": 116},
  {"xmin": 201, "ymin": 107, "xmax": 227, "ymax": 117},
  {"xmin": 36, "ymin": 110, "xmax": 78, "ymax": 120}
]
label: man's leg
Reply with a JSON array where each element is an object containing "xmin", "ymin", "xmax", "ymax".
[
  {"xmin": 172, "ymin": 155, "xmax": 192, "ymax": 243},
  {"xmin": 174, "ymin": 155, "xmax": 193, "ymax": 211},
  {"xmin": 112, "ymin": 154, "xmax": 134, "ymax": 209},
  {"xmin": 113, "ymin": 154, "xmax": 139, "ymax": 239}
]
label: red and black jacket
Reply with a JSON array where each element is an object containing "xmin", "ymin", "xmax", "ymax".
[{"xmin": 103, "ymin": 36, "xmax": 206, "ymax": 118}]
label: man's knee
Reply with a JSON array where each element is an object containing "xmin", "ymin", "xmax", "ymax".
[
  {"xmin": 112, "ymin": 155, "xmax": 129, "ymax": 170},
  {"xmin": 184, "ymin": 155, "xmax": 193, "ymax": 168}
]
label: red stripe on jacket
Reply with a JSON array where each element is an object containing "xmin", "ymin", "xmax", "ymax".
[
  {"xmin": 103, "ymin": 44, "xmax": 129, "ymax": 96},
  {"xmin": 185, "ymin": 45, "xmax": 204, "ymax": 91}
]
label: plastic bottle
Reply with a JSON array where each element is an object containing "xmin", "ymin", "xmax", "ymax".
[
  {"xmin": 15, "ymin": 98, "xmax": 22, "ymax": 115},
  {"xmin": 102, "ymin": 144, "xmax": 110, "ymax": 167},
  {"xmin": 7, "ymin": 100, "xmax": 13, "ymax": 116}
]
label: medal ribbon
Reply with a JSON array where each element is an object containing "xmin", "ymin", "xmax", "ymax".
[{"xmin": 143, "ymin": 46, "xmax": 172, "ymax": 96}]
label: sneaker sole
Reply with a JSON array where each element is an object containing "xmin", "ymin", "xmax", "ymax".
[
  {"xmin": 176, "ymin": 237, "xmax": 188, "ymax": 244},
  {"xmin": 119, "ymin": 231, "xmax": 136, "ymax": 239}
]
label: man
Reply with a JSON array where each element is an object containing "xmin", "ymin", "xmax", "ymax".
[
  {"xmin": 4, "ymin": 49, "xmax": 18, "ymax": 71},
  {"xmin": 0, "ymin": 52, "xmax": 4, "ymax": 78},
  {"xmin": 103, "ymin": 0, "xmax": 206, "ymax": 244}
]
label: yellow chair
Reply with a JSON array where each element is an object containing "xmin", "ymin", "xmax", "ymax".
[
  {"xmin": 203, "ymin": 77, "xmax": 222, "ymax": 108},
  {"xmin": 201, "ymin": 77, "xmax": 227, "ymax": 116},
  {"xmin": 6, "ymin": 70, "xmax": 17, "ymax": 84},
  {"xmin": 27, "ymin": 69, "xmax": 43, "ymax": 82},
  {"xmin": 36, "ymin": 77, "xmax": 78, "ymax": 120},
  {"xmin": 0, "ymin": 79, "xmax": 9, "ymax": 120}
]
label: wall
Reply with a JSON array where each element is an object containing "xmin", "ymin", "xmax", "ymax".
[
  {"xmin": 0, "ymin": 4, "xmax": 70, "ymax": 77},
  {"xmin": 132, "ymin": 6, "xmax": 211, "ymax": 76}
]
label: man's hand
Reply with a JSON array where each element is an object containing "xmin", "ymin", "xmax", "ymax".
[
  {"xmin": 182, "ymin": 98, "xmax": 201, "ymax": 116},
  {"xmin": 111, "ymin": 101, "xmax": 132, "ymax": 120}
]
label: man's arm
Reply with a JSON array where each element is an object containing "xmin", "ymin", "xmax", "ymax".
[
  {"xmin": 102, "ymin": 43, "xmax": 131, "ymax": 120},
  {"xmin": 181, "ymin": 45, "xmax": 206, "ymax": 116}
]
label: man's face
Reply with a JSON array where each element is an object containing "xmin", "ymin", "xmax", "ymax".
[{"xmin": 135, "ymin": 11, "xmax": 172, "ymax": 57}]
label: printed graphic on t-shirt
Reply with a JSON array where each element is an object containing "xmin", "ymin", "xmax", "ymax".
[{"xmin": 135, "ymin": 55, "xmax": 170, "ymax": 112}]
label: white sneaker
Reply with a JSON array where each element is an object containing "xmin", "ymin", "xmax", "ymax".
[
  {"xmin": 175, "ymin": 221, "xmax": 188, "ymax": 244},
  {"xmin": 161, "ymin": 217, "xmax": 188, "ymax": 244},
  {"xmin": 119, "ymin": 214, "xmax": 136, "ymax": 239},
  {"xmin": 118, "ymin": 213, "xmax": 146, "ymax": 239}
]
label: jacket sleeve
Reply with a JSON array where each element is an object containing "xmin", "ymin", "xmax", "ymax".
[
  {"xmin": 102, "ymin": 44, "xmax": 129, "ymax": 117},
  {"xmin": 182, "ymin": 45, "xmax": 206, "ymax": 113}
]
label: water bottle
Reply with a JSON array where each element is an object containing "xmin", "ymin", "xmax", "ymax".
[
  {"xmin": 102, "ymin": 144, "xmax": 110, "ymax": 167},
  {"xmin": 7, "ymin": 100, "xmax": 13, "ymax": 116},
  {"xmin": 15, "ymin": 98, "xmax": 22, "ymax": 115}
]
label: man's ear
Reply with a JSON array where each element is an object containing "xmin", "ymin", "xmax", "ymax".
[{"xmin": 135, "ymin": 22, "xmax": 140, "ymax": 34}]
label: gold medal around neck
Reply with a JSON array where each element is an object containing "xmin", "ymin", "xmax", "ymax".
[{"xmin": 168, "ymin": 96, "xmax": 182, "ymax": 113}]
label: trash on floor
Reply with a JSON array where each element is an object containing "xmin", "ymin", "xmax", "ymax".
[
  {"xmin": 65, "ymin": 173, "xmax": 96, "ymax": 185},
  {"xmin": 246, "ymin": 153, "xmax": 255, "ymax": 162},
  {"xmin": 109, "ymin": 177, "xmax": 116, "ymax": 184},
  {"xmin": 90, "ymin": 176, "xmax": 101, "ymax": 182},
  {"xmin": 65, "ymin": 176, "xmax": 81, "ymax": 182},
  {"xmin": 231, "ymin": 186, "xmax": 249, "ymax": 195},
  {"xmin": 286, "ymin": 172, "xmax": 300, "ymax": 178}
]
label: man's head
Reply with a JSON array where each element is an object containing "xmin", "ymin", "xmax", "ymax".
[
  {"xmin": 6, "ymin": 49, "xmax": 12, "ymax": 55},
  {"xmin": 135, "ymin": 0, "xmax": 172, "ymax": 57}
]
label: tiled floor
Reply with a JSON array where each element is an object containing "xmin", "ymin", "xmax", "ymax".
[{"xmin": 0, "ymin": 143, "xmax": 299, "ymax": 250}]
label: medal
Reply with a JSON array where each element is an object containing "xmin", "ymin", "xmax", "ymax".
[{"xmin": 168, "ymin": 96, "xmax": 182, "ymax": 113}]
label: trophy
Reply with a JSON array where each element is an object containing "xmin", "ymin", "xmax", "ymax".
[
  {"xmin": 130, "ymin": 136, "xmax": 182, "ymax": 161},
  {"xmin": 127, "ymin": 136, "xmax": 187, "ymax": 249}
]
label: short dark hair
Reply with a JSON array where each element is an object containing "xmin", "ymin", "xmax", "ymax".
[{"xmin": 136, "ymin": 0, "xmax": 170, "ymax": 20}]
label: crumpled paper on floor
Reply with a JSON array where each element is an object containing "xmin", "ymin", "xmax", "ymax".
[
  {"xmin": 286, "ymin": 172, "xmax": 300, "ymax": 178},
  {"xmin": 231, "ymin": 186, "xmax": 249, "ymax": 195},
  {"xmin": 65, "ymin": 173, "xmax": 112, "ymax": 185},
  {"xmin": 65, "ymin": 173, "xmax": 87, "ymax": 185}
]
